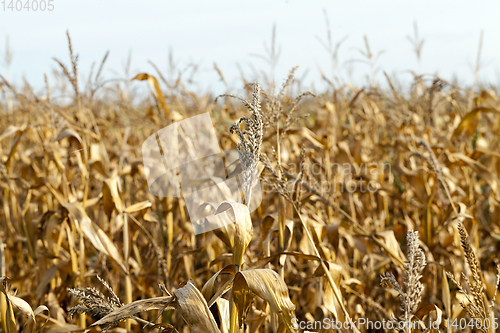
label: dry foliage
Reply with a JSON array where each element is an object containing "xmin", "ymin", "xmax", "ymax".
[{"xmin": 1, "ymin": 32, "xmax": 500, "ymax": 333}]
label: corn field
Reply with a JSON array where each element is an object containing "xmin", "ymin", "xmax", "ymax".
[{"xmin": 0, "ymin": 31, "xmax": 500, "ymax": 333}]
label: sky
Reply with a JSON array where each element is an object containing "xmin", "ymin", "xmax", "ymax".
[{"xmin": 1, "ymin": 0, "xmax": 500, "ymax": 94}]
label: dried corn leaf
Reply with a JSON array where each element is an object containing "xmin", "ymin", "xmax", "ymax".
[
  {"xmin": 202, "ymin": 264, "xmax": 237, "ymax": 301},
  {"xmin": 0, "ymin": 277, "xmax": 17, "ymax": 333},
  {"xmin": 248, "ymin": 251, "xmax": 320, "ymax": 270},
  {"xmin": 449, "ymin": 152, "xmax": 500, "ymax": 198},
  {"xmin": 132, "ymin": 73, "xmax": 170, "ymax": 116},
  {"xmin": 45, "ymin": 320, "xmax": 84, "ymax": 333},
  {"xmin": 9, "ymin": 295, "xmax": 34, "ymax": 322},
  {"xmin": 36, "ymin": 262, "xmax": 67, "ymax": 301},
  {"xmin": 173, "ymin": 280, "xmax": 221, "ymax": 333},
  {"xmin": 22, "ymin": 305, "xmax": 50, "ymax": 333},
  {"xmin": 0, "ymin": 278, "xmax": 47, "ymax": 333},
  {"xmin": 215, "ymin": 202, "xmax": 253, "ymax": 267},
  {"xmin": 0, "ymin": 125, "xmax": 21, "ymax": 143},
  {"xmin": 125, "ymin": 200, "xmax": 152, "ymax": 214},
  {"xmin": 314, "ymin": 262, "xmax": 345, "ymax": 322},
  {"xmin": 233, "ymin": 269, "xmax": 296, "ymax": 332},
  {"xmin": 53, "ymin": 128, "xmax": 83, "ymax": 146},
  {"xmin": 374, "ymin": 230, "xmax": 406, "ymax": 267},
  {"xmin": 213, "ymin": 222, "xmax": 235, "ymax": 250},
  {"xmin": 63, "ymin": 201, "xmax": 127, "ymax": 272},
  {"xmin": 285, "ymin": 127, "xmax": 324, "ymax": 149},
  {"xmin": 102, "ymin": 177, "xmax": 124, "ymax": 220},
  {"xmin": 88, "ymin": 296, "xmax": 174, "ymax": 330},
  {"xmin": 442, "ymin": 267, "xmax": 451, "ymax": 321},
  {"xmin": 414, "ymin": 304, "xmax": 443, "ymax": 327},
  {"xmin": 232, "ymin": 273, "xmax": 256, "ymax": 329},
  {"xmin": 216, "ymin": 298, "xmax": 230, "ymax": 333},
  {"xmin": 452, "ymin": 107, "xmax": 500, "ymax": 138}
]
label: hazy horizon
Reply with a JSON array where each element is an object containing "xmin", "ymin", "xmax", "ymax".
[{"xmin": 1, "ymin": 0, "xmax": 500, "ymax": 94}]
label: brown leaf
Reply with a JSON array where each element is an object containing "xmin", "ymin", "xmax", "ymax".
[
  {"xmin": 233, "ymin": 269, "xmax": 296, "ymax": 332},
  {"xmin": 173, "ymin": 280, "xmax": 221, "ymax": 333},
  {"xmin": 373, "ymin": 230, "xmax": 406, "ymax": 267},
  {"xmin": 201, "ymin": 264, "xmax": 237, "ymax": 301},
  {"xmin": 0, "ymin": 277, "xmax": 17, "ymax": 333},
  {"xmin": 89, "ymin": 296, "xmax": 174, "ymax": 330},
  {"xmin": 63, "ymin": 201, "xmax": 127, "ymax": 272},
  {"xmin": 232, "ymin": 273, "xmax": 256, "ymax": 328},
  {"xmin": 125, "ymin": 200, "xmax": 152, "ymax": 214},
  {"xmin": 0, "ymin": 125, "xmax": 21, "ymax": 143},
  {"xmin": 102, "ymin": 177, "xmax": 124, "ymax": 220},
  {"xmin": 452, "ymin": 107, "xmax": 500, "ymax": 138},
  {"xmin": 220, "ymin": 202, "xmax": 253, "ymax": 267},
  {"xmin": 285, "ymin": 127, "xmax": 324, "ymax": 149},
  {"xmin": 449, "ymin": 152, "xmax": 500, "ymax": 198},
  {"xmin": 314, "ymin": 262, "xmax": 345, "ymax": 322},
  {"xmin": 53, "ymin": 128, "xmax": 83, "ymax": 147},
  {"xmin": 132, "ymin": 73, "xmax": 170, "ymax": 116},
  {"xmin": 23, "ymin": 305, "xmax": 50, "ymax": 333},
  {"xmin": 414, "ymin": 304, "xmax": 443, "ymax": 327}
]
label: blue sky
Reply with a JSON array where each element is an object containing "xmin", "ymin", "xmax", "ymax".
[{"xmin": 1, "ymin": 0, "xmax": 499, "ymax": 93}]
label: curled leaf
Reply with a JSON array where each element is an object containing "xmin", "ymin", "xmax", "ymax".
[
  {"xmin": 0, "ymin": 277, "xmax": 17, "ymax": 333},
  {"xmin": 132, "ymin": 73, "xmax": 170, "ymax": 116},
  {"xmin": 214, "ymin": 201, "xmax": 253, "ymax": 267},
  {"xmin": 54, "ymin": 128, "xmax": 83, "ymax": 146},
  {"xmin": 173, "ymin": 280, "xmax": 221, "ymax": 333},
  {"xmin": 202, "ymin": 264, "xmax": 237, "ymax": 302},
  {"xmin": 233, "ymin": 269, "xmax": 296, "ymax": 332},
  {"xmin": 89, "ymin": 296, "xmax": 174, "ymax": 330},
  {"xmin": 102, "ymin": 177, "xmax": 124, "ymax": 219},
  {"xmin": 414, "ymin": 304, "xmax": 443, "ymax": 327},
  {"xmin": 452, "ymin": 107, "xmax": 500, "ymax": 138}
]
